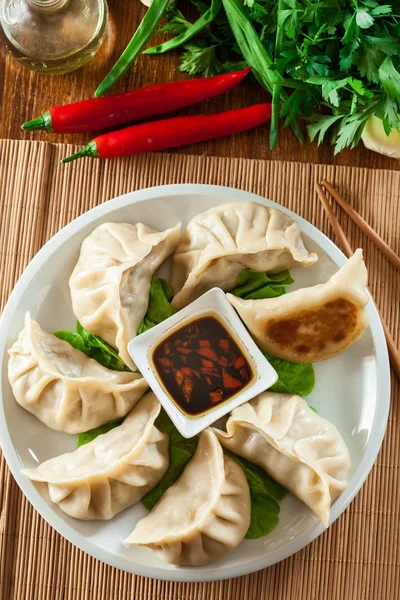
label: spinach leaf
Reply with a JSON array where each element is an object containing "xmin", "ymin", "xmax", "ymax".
[
  {"xmin": 77, "ymin": 419, "xmax": 123, "ymax": 447},
  {"xmin": 230, "ymin": 269, "xmax": 294, "ymax": 300},
  {"xmin": 142, "ymin": 411, "xmax": 286, "ymax": 540},
  {"xmin": 138, "ymin": 275, "xmax": 176, "ymax": 334},
  {"xmin": 264, "ymin": 352, "xmax": 315, "ymax": 397},
  {"xmin": 141, "ymin": 409, "xmax": 198, "ymax": 510},
  {"xmin": 55, "ymin": 322, "xmax": 129, "ymax": 372},
  {"xmin": 230, "ymin": 269, "xmax": 315, "ymax": 396},
  {"xmin": 223, "ymin": 448, "xmax": 287, "ymax": 539}
]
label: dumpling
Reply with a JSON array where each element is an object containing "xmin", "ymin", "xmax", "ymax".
[
  {"xmin": 69, "ymin": 222, "xmax": 181, "ymax": 370},
  {"xmin": 22, "ymin": 393, "xmax": 169, "ymax": 520},
  {"xmin": 171, "ymin": 202, "xmax": 318, "ymax": 309},
  {"xmin": 214, "ymin": 391, "xmax": 351, "ymax": 526},
  {"xmin": 125, "ymin": 428, "xmax": 251, "ymax": 566},
  {"xmin": 227, "ymin": 249, "xmax": 369, "ymax": 363},
  {"xmin": 8, "ymin": 314, "xmax": 148, "ymax": 433}
]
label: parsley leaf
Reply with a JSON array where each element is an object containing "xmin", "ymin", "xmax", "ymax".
[
  {"xmin": 179, "ymin": 42, "xmax": 221, "ymax": 76},
  {"xmin": 307, "ymin": 113, "xmax": 342, "ymax": 145},
  {"xmin": 356, "ymin": 9, "xmax": 374, "ymax": 29},
  {"xmin": 378, "ymin": 56, "xmax": 400, "ymax": 104}
]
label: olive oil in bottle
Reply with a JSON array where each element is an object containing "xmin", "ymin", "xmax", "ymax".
[{"xmin": 0, "ymin": 0, "xmax": 108, "ymax": 74}]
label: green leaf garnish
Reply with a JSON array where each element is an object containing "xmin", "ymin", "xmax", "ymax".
[
  {"xmin": 223, "ymin": 448, "xmax": 286, "ymax": 539},
  {"xmin": 263, "ymin": 352, "xmax": 315, "ymax": 397},
  {"xmin": 142, "ymin": 410, "xmax": 287, "ymax": 539},
  {"xmin": 230, "ymin": 268, "xmax": 315, "ymax": 396},
  {"xmin": 77, "ymin": 420, "xmax": 123, "ymax": 447},
  {"xmin": 54, "ymin": 323, "xmax": 129, "ymax": 371},
  {"xmin": 230, "ymin": 269, "xmax": 294, "ymax": 300},
  {"xmin": 137, "ymin": 275, "xmax": 176, "ymax": 334},
  {"xmin": 141, "ymin": 409, "xmax": 198, "ymax": 510}
]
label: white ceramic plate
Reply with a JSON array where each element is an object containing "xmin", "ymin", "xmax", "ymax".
[{"xmin": 0, "ymin": 184, "xmax": 390, "ymax": 582}]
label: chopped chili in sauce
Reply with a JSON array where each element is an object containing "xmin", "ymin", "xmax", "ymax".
[{"xmin": 151, "ymin": 315, "xmax": 254, "ymax": 416}]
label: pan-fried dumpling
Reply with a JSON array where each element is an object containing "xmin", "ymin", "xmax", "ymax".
[
  {"xmin": 22, "ymin": 393, "xmax": 169, "ymax": 520},
  {"xmin": 227, "ymin": 249, "xmax": 369, "ymax": 363},
  {"xmin": 214, "ymin": 391, "xmax": 351, "ymax": 526},
  {"xmin": 125, "ymin": 428, "xmax": 251, "ymax": 566},
  {"xmin": 69, "ymin": 222, "xmax": 181, "ymax": 370},
  {"xmin": 171, "ymin": 202, "xmax": 318, "ymax": 309},
  {"xmin": 8, "ymin": 314, "xmax": 148, "ymax": 433}
]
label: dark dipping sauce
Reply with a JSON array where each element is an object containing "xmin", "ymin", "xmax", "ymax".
[{"xmin": 151, "ymin": 315, "xmax": 254, "ymax": 417}]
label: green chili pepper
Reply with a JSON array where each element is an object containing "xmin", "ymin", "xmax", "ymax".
[
  {"xmin": 221, "ymin": 0, "xmax": 303, "ymax": 143},
  {"xmin": 144, "ymin": 0, "xmax": 222, "ymax": 55},
  {"xmin": 95, "ymin": 0, "xmax": 170, "ymax": 98}
]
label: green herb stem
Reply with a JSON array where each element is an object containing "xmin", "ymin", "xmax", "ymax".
[
  {"xmin": 95, "ymin": 0, "xmax": 170, "ymax": 97},
  {"xmin": 221, "ymin": 0, "xmax": 303, "ymax": 143},
  {"xmin": 270, "ymin": 0, "xmax": 285, "ymax": 150},
  {"xmin": 221, "ymin": 0, "xmax": 275, "ymax": 92},
  {"xmin": 144, "ymin": 0, "xmax": 222, "ymax": 55}
]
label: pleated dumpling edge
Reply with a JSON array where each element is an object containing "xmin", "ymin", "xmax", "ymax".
[
  {"xmin": 214, "ymin": 391, "xmax": 351, "ymax": 527},
  {"xmin": 22, "ymin": 392, "xmax": 169, "ymax": 520},
  {"xmin": 69, "ymin": 221, "xmax": 181, "ymax": 370},
  {"xmin": 8, "ymin": 313, "xmax": 148, "ymax": 433},
  {"xmin": 125, "ymin": 428, "xmax": 251, "ymax": 566},
  {"xmin": 171, "ymin": 202, "xmax": 318, "ymax": 309}
]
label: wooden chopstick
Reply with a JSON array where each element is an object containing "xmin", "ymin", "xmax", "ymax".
[
  {"xmin": 315, "ymin": 183, "xmax": 400, "ymax": 379},
  {"xmin": 316, "ymin": 184, "xmax": 353, "ymax": 257},
  {"xmin": 321, "ymin": 180, "xmax": 400, "ymax": 273}
]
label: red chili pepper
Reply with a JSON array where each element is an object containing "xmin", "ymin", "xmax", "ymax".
[
  {"xmin": 219, "ymin": 339, "xmax": 230, "ymax": 351},
  {"xmin": 240, "ymin": 367, "xmax": 250, "ymax": 380},
  {"xmin": 176, "ymin": 347, "xmax": 193, "ymax": 355},
  {"xmin": 234, "ymin": 356, "xmax": 246, "ymax": 369},
  {"xmin": 156, "ymin": 357, "xmax": 174, "ymax": 368},
  {"xmin": 196, "ymin": 347, "xmax": 219, "ymax": 361},
  {"xmin": 209, "ymin": 389, "xmax": 224, "ymax": 404},
  {"xmin": 181, "ymin": 367, "xmax": 200, "ymax": 379},
  {"xmin": 201, "ymin": 359, "xmax": 214, "ymax": 368},
  {"xmin": 222, "ymin": 370, "xmax": 243, "ymax": 390},
  {"xmin": 174, "ymin": 369, "xmax": 185, "ymax": 387},
  {"xmin": 182, "ymin": 377, "xmax": 195, "ymax": 402},
  {"xmin": 61, "ymin": 104, "xmax": 272, "ymax": 163},
  {"xmin": 22, "ymin": 68, "xmax": 252, "ymax": 134}
]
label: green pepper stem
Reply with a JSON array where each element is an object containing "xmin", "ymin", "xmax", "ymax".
[
  {"xmin": 22, "ymin": 111, "xmax": 53, "ymax": 132},
  {"xmin": 61, "ymin": 141, "xmax": 99, "ymax": 163}
]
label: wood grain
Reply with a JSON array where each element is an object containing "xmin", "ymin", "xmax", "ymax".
[{"xmin": 0, "ymin": 0, "xmax": 400, "ymax": 169}]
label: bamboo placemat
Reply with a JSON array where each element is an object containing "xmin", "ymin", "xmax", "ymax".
[{"xmin": 0, "ymin": 139, "xmax": 399, "ymax": 600}]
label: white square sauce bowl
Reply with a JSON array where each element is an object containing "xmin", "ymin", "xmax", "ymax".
[{"xmin": 128, "ymin": 288, "xmax": 278, "ymax": 438}]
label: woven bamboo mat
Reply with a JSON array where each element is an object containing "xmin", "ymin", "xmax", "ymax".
[{"xmin": 0, "ymin": 139, "xmax": 399, "ymax": 600}]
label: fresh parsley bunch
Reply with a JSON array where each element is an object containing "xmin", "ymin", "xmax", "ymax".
[
  {"xmin": 146, "ymin": 0, "xmax": 400, "ymax": 152},
  {"xmin": 273, "ymin": 0, "xmax": 400, "ymax": 153}
]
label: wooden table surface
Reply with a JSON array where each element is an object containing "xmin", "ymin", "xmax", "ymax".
[{"xmin": 1, "ymin": 0, "xmax": 399, "ymax": 170}]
